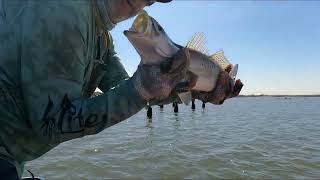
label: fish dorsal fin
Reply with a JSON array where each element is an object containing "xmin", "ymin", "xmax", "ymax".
[
  {"xmin": 210, "ymin": 49, "xmax": 231, "ymax": 70},
  {"xmin": 186, "ymin": 33, "xmax": 209, "ymax": 56},
  {"xmin": 211, "ymin": 50, "xmax": 238, "ymax": 81}
]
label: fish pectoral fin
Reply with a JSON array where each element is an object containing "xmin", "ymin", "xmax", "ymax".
[{"xmin": 178, "ymin": 91, "xmax": 192, "ymax": 105}]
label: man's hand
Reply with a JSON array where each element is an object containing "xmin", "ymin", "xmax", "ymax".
[
  {"xmin": 192, "ymin": 68, "xmax": 243, "ymax": 105},
  {"xmin": 131, "ymin": 48, "xmax": 190, "ymax": 102}
]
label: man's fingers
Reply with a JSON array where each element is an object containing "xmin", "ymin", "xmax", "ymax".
[
  {"xmin": 232, "ymin": 79, "xmax": 243, "ymax": 97},
  {"xmin": 172, "ymin": 48, "xmax": 190, "ymax": 73},
  {"xmin": 160, "ymin": 59, "xmax": 172, "ymax": 74},
  {"xmin": 175, "ymin": 81, "xmax": 191, "ymax": 93},
  {"xmin": 187, "ymin": 71, "xmax": 198, "ymax": 89},
  {"xmin": 174, "ymin": 71, "xmax": 198, "ymax": 92},
  {"xmin": 161, "ymin": 48, "xmax": 190, "ymax": 74}
]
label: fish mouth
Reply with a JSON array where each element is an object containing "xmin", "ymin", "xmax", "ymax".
[{"xmin": 124, "ymin": 10, "xmax": 153, "ymax": 37}]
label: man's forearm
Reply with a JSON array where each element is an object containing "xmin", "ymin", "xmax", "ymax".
[{"xmin": 41, "ymin": 79, "xmax": 146, "ymax": 144}]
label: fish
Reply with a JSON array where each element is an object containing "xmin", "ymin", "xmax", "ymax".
[{"xmin": 124, "ymin": 11, "xmax": 242, "ymax": 104}]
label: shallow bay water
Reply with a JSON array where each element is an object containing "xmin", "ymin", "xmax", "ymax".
[{"xmin": 23, "ymin": 97, "xmax": 320, "ymax": 179}]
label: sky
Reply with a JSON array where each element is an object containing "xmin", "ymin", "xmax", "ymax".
[{"xmin": 110, "ymin": 1, "xmax": 320, "ymax": 95}]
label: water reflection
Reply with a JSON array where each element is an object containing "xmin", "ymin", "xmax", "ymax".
[{"xmin": 146, "ymin": 118, "xmax": 153, "ymax": 129}]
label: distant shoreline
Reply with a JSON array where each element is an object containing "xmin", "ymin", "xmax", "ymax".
[{"xmin": 238, "ymin": 95, "xmax": 320, "ymax": 97}]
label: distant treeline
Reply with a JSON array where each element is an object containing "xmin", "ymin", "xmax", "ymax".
[{"xmin": 238, "ymin": 95, "xmax": 320, "ymax": 98}]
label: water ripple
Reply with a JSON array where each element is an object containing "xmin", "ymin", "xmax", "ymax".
[{"xmin": 23, "ymin": 97, "xmax": 320, "ymax": 179}]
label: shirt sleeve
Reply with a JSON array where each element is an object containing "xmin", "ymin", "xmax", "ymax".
[{"xmin": 40, "ymin": 80, "xmax": 147, "ymax": 144}]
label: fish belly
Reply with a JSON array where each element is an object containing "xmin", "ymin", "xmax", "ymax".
[
  {"xmin": 192, "ymin": 76, "xmax": 216, "ymax": 92},
  {"xmin": 188, "ymin": 54, "xmax": 220, "ymax": 92}
]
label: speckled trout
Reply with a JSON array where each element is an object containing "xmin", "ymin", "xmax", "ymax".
[{"xmin": 124, "ymin": 11, "xmax": 240, "ymax": 104}]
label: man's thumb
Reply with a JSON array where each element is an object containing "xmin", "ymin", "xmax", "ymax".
[{"xmin": 161, "ymin": 48, "xmax": 190, "ymax": 74}]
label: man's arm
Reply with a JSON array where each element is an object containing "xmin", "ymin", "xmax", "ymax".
[
  {"xmin": 18, "ymin": 1, "xmax": 147, "ymax": 145},
  {"xmin": 39, "ymin": 80, "xmax": 146, "ymax": 144}
]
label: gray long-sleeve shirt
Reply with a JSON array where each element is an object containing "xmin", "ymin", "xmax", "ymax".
[{"xmin": 0, "ymin": 0, "xmax": 147, "ymax": 176}]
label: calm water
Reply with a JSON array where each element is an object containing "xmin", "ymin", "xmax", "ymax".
[{"xmin": 23, "ymin": 97, "xmax": 320, "ymax": 179}]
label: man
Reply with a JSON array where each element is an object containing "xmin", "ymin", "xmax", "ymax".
[{"xmin": 0, "ymin": 0, "xmax": 242, "ymax": 179}]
